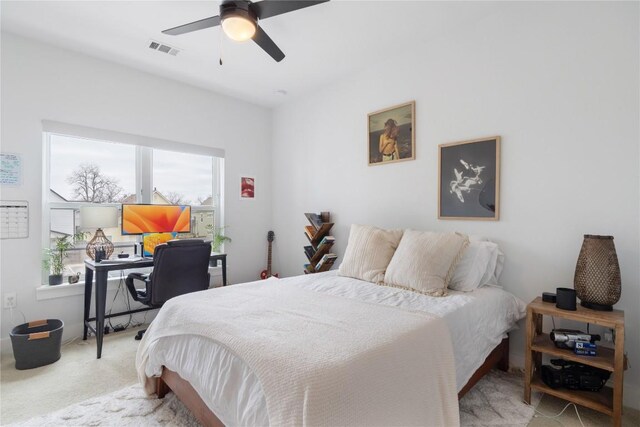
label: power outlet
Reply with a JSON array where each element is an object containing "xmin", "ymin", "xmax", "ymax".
[{"xmin": 3, "ymin": 292, "xmax": 17, "ymax": 309}]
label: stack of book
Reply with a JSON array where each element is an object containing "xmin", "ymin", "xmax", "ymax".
[
  {"xmin": 304, "ymin": 213, "xmax": 323, "ymax": 230},
  {"xmin": 303, "ymin": 212, "xmax": 336, "ymax": 274},
  {"xmin": 319, "ymin": 236, "xmax": 335, "ymax": 246},
  {"xmin": 304, "ymin": 245, "xmax": 316, "ymax": 260},
  {"xmin": 304, "ymin": 225, "xmax": 316, "ymax": 241},
  {"xmin": 315, "ymin": 253, "xmax": 337, "ymax": 271},
  {"xmin": 574, "ymin": 341, "xmax": 597, "ymax": 356}
]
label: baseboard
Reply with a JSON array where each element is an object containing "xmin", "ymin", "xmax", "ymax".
[
  {"xmin": 510, "ymin": 349, "xmax": 525, "ymax": 371},
  {"xmin": 1, "ymin": 310, "xmax": 156, "ymax": 358},
  {"xmin": 623, "ymin": 382, "xmax": 640, "ymax": 411},
  {"xmin": 2, "ymin": 269, "xmax": 224, "ymax": 358},
  {"xmin": 0, "ymin": 323, "xmax": 83, "ymax": 358},
  {"xmin": 0, "ymin": 336, "xmax": 12, "ymax": 357},
  {"xmin": 3, "ymin": 309, "xmax": 158, "ymax": 359},
  {"xmin": 1, "ymin": 320, "xmax": 95, "ymax": 357}
]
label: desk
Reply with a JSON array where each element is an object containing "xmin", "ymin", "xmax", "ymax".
[{"xmin": 83, "ymin": 253, "xmax": 227, "ymax": 359}]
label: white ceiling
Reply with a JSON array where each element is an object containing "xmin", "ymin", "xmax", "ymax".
[{"xmin": 1, "ymin": 1, "xmax": 499, "ymax": 107}]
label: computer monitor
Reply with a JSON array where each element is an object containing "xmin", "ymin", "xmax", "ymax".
[
  {"xmin": 142, "ymin": 232, "xmax": 178, "ymax": 257},
  {"xmin": 121, "ymin": 204, "xmax": 191, "ymax": 235}
]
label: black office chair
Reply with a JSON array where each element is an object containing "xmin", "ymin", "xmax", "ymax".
[{"xmin": 126, "ymin": 239, "xmax": 211, "ymax": 340}]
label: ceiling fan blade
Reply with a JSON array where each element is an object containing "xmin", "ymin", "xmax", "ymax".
[
  {"xmin": 162, "ymin": 16, "xmax": 221, "ymax": 36},
  {"xmin": 251, "ymin": 0, "xmax": 329, "ymax": 20},
  {"xmin": 252, "ymin": 26, "xmax": 285, "ymax": 62}
]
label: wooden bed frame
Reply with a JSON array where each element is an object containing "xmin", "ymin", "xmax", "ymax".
[{"xmin": 156, "ymin": 336, "xmax": 510, "ymax": 427}]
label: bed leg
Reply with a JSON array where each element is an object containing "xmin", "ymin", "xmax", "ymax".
[
  {"xmin": 157, "ymin": 376, "xmax": 171, "ymax": 398},
  {"xmin": 497, "ymin": 337, "xmax": 509, "ymax": 372}
]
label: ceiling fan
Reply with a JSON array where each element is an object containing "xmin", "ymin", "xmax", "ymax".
[{"xmin": 162, "ymin": 0, "xmax": 329, "ymax": 62}]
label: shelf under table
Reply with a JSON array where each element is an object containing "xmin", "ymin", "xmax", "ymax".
[
  {"xmin": 531, "ymin": 375, "xmax": 613, "ymax": 416},
  {"xmin": 531, "ymin": 334, "xmax": 615, "ymax": 372}
]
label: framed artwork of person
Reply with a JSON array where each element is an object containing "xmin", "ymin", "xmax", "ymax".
[
  {"xmin": 368, "ymin": 101, "xmax": 415, "ymax": 166},
  {"xmin": 438, "ymin": 136, "xmax": 501, "ymax": 220}
]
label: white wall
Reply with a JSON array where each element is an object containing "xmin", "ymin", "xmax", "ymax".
[
  {"xmin": 1, "ymin": 0, "xmax": 639, "ymax": 410},
  {"xmin": 0, "ymin": 33, "xmax": 272, "ymax": 347},
  {"xmin": 272, "ymin": 2, "xmax": 640, "ymax": 407}
]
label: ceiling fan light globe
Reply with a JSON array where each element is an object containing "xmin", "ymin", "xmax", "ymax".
[{"xmin": 222, "ymin": 16, "xmax": 256, "ymax": 42}]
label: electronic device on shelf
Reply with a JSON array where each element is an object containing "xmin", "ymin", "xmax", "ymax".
[
  {"xmin": 542, "ymin": 292, "xmax": 557, "ymax": 303},
  {"xmin": 541, "ymin": 359, "xmax": 610, "ymax": 392},
  {"xmin": 550, "ymin": 329, "xmax": 601, "ymax": 349},
  {"xmin": 121, "ymin": 204, "xmax": 191, "ymax": 235}
]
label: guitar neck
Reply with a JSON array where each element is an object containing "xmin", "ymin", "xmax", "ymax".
[{"xmin": 267, "ymin": 242, "xmax": 272, "ymax": 276}]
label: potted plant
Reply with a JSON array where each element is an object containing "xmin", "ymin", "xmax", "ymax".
[
  {"xmin": 43, "ymin": 232, "xmax": 86, "ymax": 286},
  {"xmin": 208, "ymin": 226, "xmax": 231, "ymax": 253}
]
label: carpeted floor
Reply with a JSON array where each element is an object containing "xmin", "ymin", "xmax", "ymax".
[
  {"xmin": 0, "ymin": 328, "xmax": 144, "ymax": 424},
  {"xmin": 11, "ymin": 370, "xmax": 537, "ymax": 427},
  {"xmin": 2, "ymin": 329, "xmax": 639, "ymax": 426}
]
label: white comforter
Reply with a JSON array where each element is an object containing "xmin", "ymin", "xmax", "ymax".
[{"xmin": 140, "ymin": 271, "xmax": 526, "ymax": 426}]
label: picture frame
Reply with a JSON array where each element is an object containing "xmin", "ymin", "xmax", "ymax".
[
  {"xmin": 438, "ymin": 136, "xmax": 500, "ymax": 220},
  {"xmin": 239, "ymin": 176, "xmax": 255, "ymax": 200},
  {"xmin": 368, "ymin": 101, "xmax": 415, "ymax": 165}
]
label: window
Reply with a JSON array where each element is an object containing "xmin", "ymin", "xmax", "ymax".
[
  {"xmin": 152, "ymin": 149, "xmax": 215, "ymax": 239},
  {"xmin": 43, "ymin": 127, "xmax": 223, "ymax": 284},
  {"xmin": 50, "ymin": 135, "xmax": 137, "ymax": 203}
]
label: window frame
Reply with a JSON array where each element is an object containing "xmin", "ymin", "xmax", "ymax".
[{"xmin": 42, "ymin": 121, "xmax": 225, "ymax": 286}]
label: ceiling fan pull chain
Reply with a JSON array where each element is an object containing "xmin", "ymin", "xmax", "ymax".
[{"xmin": 219, "ymin": 27, "xmax": 224, "ymax": 66}]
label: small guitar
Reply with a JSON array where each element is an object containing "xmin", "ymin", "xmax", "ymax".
[{"xmin": 260, "ymin": 231, "xmax": 279, "ymax": 279}]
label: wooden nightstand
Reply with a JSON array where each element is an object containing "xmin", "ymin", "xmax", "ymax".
[{"xmin": 524, "ymin": 297, "xmax": 626, "ymax": 427}]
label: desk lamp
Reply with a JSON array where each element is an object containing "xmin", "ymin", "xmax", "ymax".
[{"xmin": 80, "ymin": 206, "xmax": 119, "ymax": 260}]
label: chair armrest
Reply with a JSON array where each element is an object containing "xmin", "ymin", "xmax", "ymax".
[
  {"xmin": 127, "ymin": 272, "xmax": 149, "ymax": 282},
  {"xmin": 125, "ymin": 272, "xmax": 150, "ymax": 302}
]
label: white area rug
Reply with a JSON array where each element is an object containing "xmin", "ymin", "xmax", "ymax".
[
  {"xmin": 13, "ymin": 370, "xmax": 537, "ymax": 426},
  {"xmin": 459, "ymin": 370, "xmax": 540, "ymax": 426}
]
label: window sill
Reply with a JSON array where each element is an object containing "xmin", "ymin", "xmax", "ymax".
[{"xmin": 36, "ymin": 266, "xmax": 223, "ymax": 301}]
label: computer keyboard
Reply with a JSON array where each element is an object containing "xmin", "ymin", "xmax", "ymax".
[{"xmin": 99, "ymin": 256, "xmax": 145, "ymax": 264}]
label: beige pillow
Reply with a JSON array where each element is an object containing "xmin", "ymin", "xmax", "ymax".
[
  {"xmin": 338, "ymin": 224, "xmax": 404, "ymax": 283},
  {"xmin": 384, "ymin": 230, "xmax": 469, "ymax": 296}
]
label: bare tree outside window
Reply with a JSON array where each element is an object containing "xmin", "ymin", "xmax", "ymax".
[
  {"xmin": 165, "ymin": 191, "xmax": 190, "ymax": 205},
  {"xmin": 67, "ymin": 163, "xmax": 124, "ymax": 203}
]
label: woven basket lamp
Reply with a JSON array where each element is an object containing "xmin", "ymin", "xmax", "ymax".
[
  {"xmin": 79, "ymin": 206, "xmax": 119, "ymax": 261},
  {"xmin": 574, "ymin": 235, "xmax": 621, "ymax": 311}
]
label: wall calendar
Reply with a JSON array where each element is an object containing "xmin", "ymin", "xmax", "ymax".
[{"xmin": 1, "ymin": 200, "xmax": 29, "ymax": 239}]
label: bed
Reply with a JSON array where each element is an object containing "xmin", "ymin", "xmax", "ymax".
[{"xmin": 137, "ymin": 270, "xmax": 526, "ymax": 426}]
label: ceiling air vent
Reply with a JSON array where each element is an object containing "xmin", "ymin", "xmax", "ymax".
[{"xmin": 148, "ymin": 40, "xmax": 181, "ymax": 56}]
